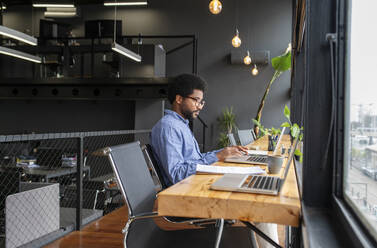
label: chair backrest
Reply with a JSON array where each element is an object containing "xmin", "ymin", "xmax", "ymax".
[
  {"xmin": 237, "ymin": 129, "xmax": 255, "ymax": 146},
  {"xmin": 106, "ymin": 141, "xmax": 156, "ymax": 216},
  {"xmin": 227, "ymin": 133, "xmax": 237, "ymax": 146},
  {"xmin": 143, "ymin": 144, "xmax": 168, "ymax": 190}
]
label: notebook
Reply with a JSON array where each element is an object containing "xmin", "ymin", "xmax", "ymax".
[
  {"xmin": 196, "ymin": 164, "xmax": 265, "ymax": 175},
  {"xmin": 210, "ymin": 134, "xmax": 300, "ymax": 195}
]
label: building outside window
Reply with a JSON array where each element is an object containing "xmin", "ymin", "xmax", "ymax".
[{"xmin": 344, "ymin": 0, "xmax": 377, "ymax": 240}]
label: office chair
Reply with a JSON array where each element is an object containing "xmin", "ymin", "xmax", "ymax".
[
  {"xmin": 237, "ymin": 129, "xmax": 255, "ymax": 146},
  {"xmin": 227, "ymin": 133, "xmax": 238, "ymax": 146},
  {"xmin": 143, "ymin": 144, "xmax": 167, "ymax": 190},
  {"xmin": 142, "ymin": 144, "xmax": 259, "ymax": 247},
  {"xmin": 105, "ymin": 142, "xmax": 228, "ymax": 248}
]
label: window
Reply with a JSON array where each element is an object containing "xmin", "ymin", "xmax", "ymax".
[{"xmin": 344, "ymin": 0, "xmax": 377, "ymax": 240}]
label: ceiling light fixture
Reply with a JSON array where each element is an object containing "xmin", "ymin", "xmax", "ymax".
[
  {"xmin": 44, "ymin": 7, "xmax": 77, "ymax": 18},
  {"xmin": 209, "ymin": 0, "xmax": 222, "ymax": 14},
  {"xmin": 33, "ymin": 4, "xmax": 74, "ymax": 8},
  {"xmin": 110, "ymin": 1, "xmax": 142, "ymax": 62},
  {"xmin": 44, "ymin": 11, "xmax": 77, "ymax": 17},
  {"xmin": 243, "ymin": 50, "xmax": 251, "ymax": 65},
  {"xmin": 104, "ymin": 1, "xmax": 148, "ymax": 6},
  {"xmin": 112, "ymin": 42, "xmax": 141, "ymax": 62},
  {"xmin": 232, "ymin": 28, "xmax": 241, "ymax": 48},
  {"xmin": 1, "ymin": 4, "xmax": 6, "ymax": 10},
  {"xmin": 0, "ymin": 25, "xmax": 38, "ymax": 46},
  {"xmin": 251, "ymin": 64, "xmax": 259, "ymax": 76},
  {"xmin": 0, "ymin": 46, "xmax": 41, "ymax": 63}
]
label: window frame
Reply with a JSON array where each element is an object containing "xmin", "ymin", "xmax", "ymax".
[
  {"xmin": 333, "ymin": 0, "xmax": 377, "ymax": 244},
  {"xmin": 298, "ymin": 0, "xmax": 377, "ymax": 247}
]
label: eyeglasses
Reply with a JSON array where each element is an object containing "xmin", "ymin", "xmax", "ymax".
[{"xmin": 185, "ymin": 96, "xmax": 206, "ymax": 107}]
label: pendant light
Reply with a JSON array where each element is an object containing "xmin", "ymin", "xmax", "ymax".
[
  {"xmin": 110, "ymin": 1, "xmax": 142, "ymax": 62},
  {"xmin": 104, "ymin": 1, "xmax": 148, "ymax": 6},
  {"xmin": 209, "ymin": 0, "xmax": 222, "ymax": 15},
  {"xmin": 33, "ymin": 1, "xmax": 75, "ymax": 8},
  {"xmin": 251, "ymin": 64, "xmax": 259, "ymax": 76},
  {"xmin": 232, "ymin": 29, "xmax": 241, "ymax": 48},
  {"xmin": 0, "ymin": 6, "xmax": 41, "ymax": 63},
  {"xmin": 231, "ymin": 0, "xmax": 241, "ymax": 48},
  {"xmin": 0, "ymin": 46, "xmax": 41, "ymax": 63},
  {"xmin": 243, "ymin": 50, "xmax": 251, "ymax": 65}
]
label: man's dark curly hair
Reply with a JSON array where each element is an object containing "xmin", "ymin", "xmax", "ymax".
[{"xmin": 168, "ymin": 74, "xmax": 208, "ymax": 104}]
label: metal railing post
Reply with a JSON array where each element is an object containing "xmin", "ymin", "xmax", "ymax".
[{"xmin": 76, "ymin": 136, "xmax": 84, "ymax": 230}]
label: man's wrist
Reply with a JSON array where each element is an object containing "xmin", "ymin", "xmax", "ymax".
[{"xmin": 216, "ymin": 151, "xmax": 223, "ymax": 161}]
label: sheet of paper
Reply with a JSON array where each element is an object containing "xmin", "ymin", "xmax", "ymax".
[
  {"xmin": 247, "ymin": 150, "xmax": 268, "ymax": 155},
  {"xmin": 196, "ymin": 164, "xmax": 265, "ymax": 175}
]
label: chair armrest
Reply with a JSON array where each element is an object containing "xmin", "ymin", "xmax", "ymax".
[{"xmin": 131, "ymin": 211, "xmax": 159, "ymax": 220}]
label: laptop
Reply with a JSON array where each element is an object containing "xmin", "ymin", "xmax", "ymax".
[
  {"xmin": 225, "ymin": 127, "xmax": 286, "ymax": 165},
  {"xmin": 211, "ymin": 134, "xmax": 300, "ymax": 195}
]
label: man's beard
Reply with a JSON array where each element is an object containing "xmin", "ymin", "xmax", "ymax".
[{"xmin": 182, "ymin": 109, "xmax": 199, "ymax": 121}]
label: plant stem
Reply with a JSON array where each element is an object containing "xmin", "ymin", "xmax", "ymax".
[{"xmin": 253, "ymin": 70, "xmax": 282, "ymax": 136}]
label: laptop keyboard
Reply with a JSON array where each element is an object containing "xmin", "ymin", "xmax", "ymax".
[
  {"xmin": 246, "ymin": 155, "xmax": 267, "ymax": 163},
  {"xmin": 242, "ymin": 175, "xmax": 279, "ymax": 191}
]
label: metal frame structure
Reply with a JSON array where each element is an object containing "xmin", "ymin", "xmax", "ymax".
[{"xmin": 0, "ymin": 129, "xmax": 150, "ymax": 231}]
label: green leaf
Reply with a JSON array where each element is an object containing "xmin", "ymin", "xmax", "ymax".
[
  {"xmin": 271, "ymin": 50, "xmax": 291, "ymax": 72},
  {"xmin": 291, "ymin": 123, "xmax": 300, "ymax": 138},
  {"xmin": 294, "ymin": 149, "xmax": 303, "ymax": 163},
  {"xmin": 284, "ymin": 105, "xmax": 291, "ymax": 122},
  {"xmin": 281, "ymin": 122, "xmax": 291, "ymax": 127},
  {"xmin": 252, "ymin": 118, "xmax": 260, "ymax": 126},
  {"xmin": 218, "ymin": 132, "xmax": 230, "ymax": 148},
  {"xmin": 294, "ymin": 149, "xmax": 303, "ymax": 156}
]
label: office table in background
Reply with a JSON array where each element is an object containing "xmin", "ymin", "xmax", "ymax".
[{"xmin": 23, "ymin": 166, "xmax": 91, "ymax": 182}]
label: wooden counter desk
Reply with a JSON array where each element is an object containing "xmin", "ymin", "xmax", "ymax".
[{"xmin": 157, "ymin": 135, "xmax": 301, "ymax": 227}]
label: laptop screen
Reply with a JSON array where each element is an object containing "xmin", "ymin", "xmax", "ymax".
[
  {"xmin": 280, "ymin": 134, "xmax": 301, "ymax": 187},
  {"xmin": 272, "ymin": 127, "xmax": 286, "ymax": 154}
]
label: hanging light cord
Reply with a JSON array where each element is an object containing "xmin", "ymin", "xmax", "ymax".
[
  {"xmin": 113, "ymin": 0, "xmax": 117, "ymax": 43},
  {"xmin": 31, "ymin": 4, "xmax": 34, "ymax": 36},
  {"xmin": 235, "ymin": 0, "xmax": 239, "ymax": 30}
]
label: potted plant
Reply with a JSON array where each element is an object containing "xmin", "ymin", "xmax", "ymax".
[
  {"xmin": 252, "ymin": 105, "xmax": 303, "ymax": 160},
  {"xmin": 280, "ymin": 105, "xmax": 304, "ymax": 162},
  {"xmin": 218, "ymin": 107, "xmax": 237, "ymax": 148},
  {"xmin": 252, "ymin": 118, "xmax": 282, "ymax": 151}
]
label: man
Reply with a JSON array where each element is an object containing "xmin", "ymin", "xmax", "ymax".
[
  {"xmin": 151, "ymin": 73, "xmax": 247, "ymax": 186},
  {"xmin": 151, "ymin": 73, "xmax": 279, "ymax": 248}
]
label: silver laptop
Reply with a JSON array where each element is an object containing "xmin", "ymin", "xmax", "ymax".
[
  {"xmin": 211, "ymin": 134, "xmax": 299, "ymax": 195},
  {"xmin": 224, "ymin": 127, "xmax": 286, "ymax": 165}
]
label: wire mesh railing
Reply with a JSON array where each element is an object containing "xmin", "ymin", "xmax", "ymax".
[{"xmin": 0, "ymin": 129, "xmax": 150, "ymax": 248}]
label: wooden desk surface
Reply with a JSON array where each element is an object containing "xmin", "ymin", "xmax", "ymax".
[{"xmin": 157, "ymin": 135, "xmax": 301, "ymax": 227}]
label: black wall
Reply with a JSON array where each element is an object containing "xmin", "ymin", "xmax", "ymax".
[
  {"xmin": 1, "ymin": 0, "xmax": 292, "ymax": 149},
  {"xmin": 0, "ymin": 100, "xmax": 135, "ymax": 134}
]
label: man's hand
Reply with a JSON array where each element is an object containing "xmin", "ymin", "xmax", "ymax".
[{"xmin": 216, "ymin": 146, "xmax": 249, "ymax": 161}]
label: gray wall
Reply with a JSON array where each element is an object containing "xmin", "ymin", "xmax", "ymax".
[{"xmin": 1, "ymin": 0, "xmax": 292, "ymax": 149}]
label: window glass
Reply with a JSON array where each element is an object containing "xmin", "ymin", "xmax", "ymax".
[{"xmin": 344, "ymin": 0, "xmax": 377, "ymax": 238}]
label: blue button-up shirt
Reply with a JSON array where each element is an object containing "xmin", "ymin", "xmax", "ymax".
[{"xmin": 151, "ymin": 109, "xmax": 219, "ymax": 186}]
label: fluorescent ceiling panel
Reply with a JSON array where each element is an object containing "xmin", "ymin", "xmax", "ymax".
[
  {"xmin": 112, "ymin": 42, "xmax": 141, "ymax": 62},
  {"xmin": 44, "ymin": 7, "xmax": 77, "ymax": 17},
  {"xmin": 104, "ymin": 1, "xmax": 148, "ymax": 6},
  {"xmin": 33, "ymin": 4, "xmax": 75, "ymax": 8},
  {"xmin": 0, "ymin": 25, "xmax": 38, "ymax": 46},
  {"xmin": 44, "ymin": 11, "xmax": 77, "ymax": 17},
  {"xmin": 0, "ymin": 46, "xmax": 41, "ymax": 63}
]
